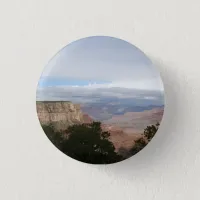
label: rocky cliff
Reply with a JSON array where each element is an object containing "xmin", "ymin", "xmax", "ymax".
[
  {"xmin": 36, "ymin": 101, "xmax": 85, "ymax": 131},
  {"xmin": 103, "ymin": 107, "xmax": 164, "ymax": 134},
  {"xmin": 36, "ymin": 101, "xmax": 144, "ymax": 153}
]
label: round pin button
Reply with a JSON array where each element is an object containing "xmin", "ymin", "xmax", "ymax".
[{"xmin": 36, "ymin": 36, "xmax": 165, "ymax": 164}]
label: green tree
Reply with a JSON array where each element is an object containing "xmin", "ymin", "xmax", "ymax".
[
  {"xmin": 144, "ymin": 122, "xmax": 160, "ymax": 142},
  {"xmin": 42, "ymin": 124, "xmax": 64, "ymax": 150},
  {"xmin": 61, "ymin": 122, "xmax": 122, "ymax": 164},
  {"xmin": 129, "ymin": 122, "xmax": 160, "ymax": 156},
  {"xmin": 130, "ymin": 138, "xmax": 147, "ymax": 155}
]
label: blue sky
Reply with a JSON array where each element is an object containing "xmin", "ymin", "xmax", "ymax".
[
  {"xmin": 38, "ymin": 77, "xmax": 110, "ymax": 87},
  {"xmin": 39, "ymin": 36, "xmax": 163, "ymax": 90},
  {"xmin": 37, "ymin": 36, "xmax": 164, "ymax": 102}
]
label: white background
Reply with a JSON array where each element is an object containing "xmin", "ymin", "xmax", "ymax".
[{"xmin": 0, "ymin": 0, "xmax": 200, "ymax": 199}]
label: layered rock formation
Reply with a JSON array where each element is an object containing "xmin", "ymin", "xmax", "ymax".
[
  {"xmin": 36, "ymin": 101, "xmax": 85, "ymax": 131},
  {"xmin": 103, "ymin": 107, "xmax": 164, "ymax": 134},
  {"xmin": 101, "ymin": 124, "xmax": 142, "ymax": 152},
  {"xmin": 36, "ymin": 101, "xmax": 161, "ymax": 154},
  {"xmin": 36, "ymin": 101, "xmax": 142, "ymax": 153}
]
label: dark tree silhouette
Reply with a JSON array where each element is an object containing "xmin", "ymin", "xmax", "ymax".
[
  {"xmin": 42, "ymin": 124, "xmax": 64, "ymax": 150},
  {"xmin": 42, "ymin": 122, "xmax": 160, "ymax": 163},
  {"xmin": 144, "ymin": 122, "xmax": 160, "ymax": 142},
  {"xmin": 61, "ymin": 122, "xmax": 122, "ymax": 164},
  {"xmin": 129, "ymin": 122, "xmax": 160, "ymax": 156},
  {"xmin": 130, "ymin": 138, "xmax": 147, "ymax": 155},
  {"xmin": 43, "ymin": 122, "xmax": 122, "ymax": 164}
]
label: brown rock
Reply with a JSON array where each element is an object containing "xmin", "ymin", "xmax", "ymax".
[{"xmin": 36, "ymin": 101, "xmax": 84, "ymax": 131}]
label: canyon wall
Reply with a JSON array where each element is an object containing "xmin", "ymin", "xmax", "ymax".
[
  {"xmin": 36, "ymin": 101, "xmax": 84, "ymax": 131},
  {"xmin": 36, "ymin": 101, "xmax": 150, "ymax": 154}
]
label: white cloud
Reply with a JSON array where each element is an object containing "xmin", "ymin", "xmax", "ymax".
[
  {"xmin": 64, "ymin": 79, "xmax": 164, "ymax": 91},
  {"xmin": 36, "ymin": 85, "xmax": 164, "ymax": 106},
  {"xmin": 39, "ymin": 36, "xmax": 164, "ymax": 91}
]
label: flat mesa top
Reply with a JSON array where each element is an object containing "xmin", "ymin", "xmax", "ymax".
[{"xmin": 36, "ymin": 101, "xmax": 71, "ymax": 103}]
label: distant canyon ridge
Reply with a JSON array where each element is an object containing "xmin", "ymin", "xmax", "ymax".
[{"xmin": 36, "ymin": 101, "xmax": 164, "ymax": 152}]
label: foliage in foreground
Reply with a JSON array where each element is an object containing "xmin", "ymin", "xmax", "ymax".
[
  {"xmin": 144, "ymin": 123, "xmax": 160, "ymax": 142},
  {"xmin": 42, "ymin": 124, "xmax": 64, "ymax": 150},
  {"xmin": 42, "ymin": 122, "xmax": 122, "ymax": 164},
  {"xmin": 130, "ymin": 122, "xmax": 160, "ymax": 155},
  {"xmin": 42, "ymin": 122, "xmax": 160, "ymax": 164},
  {"xmin": 61, "ymin": 122, "xmax": 122, "ymax": 164}
]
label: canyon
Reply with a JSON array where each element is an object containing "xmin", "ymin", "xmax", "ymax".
[
  {"xmin": 36, "ymin": 101, "xmax": 84, "ymax": 131},
  {"xmin": 36, "ymin": 101, "xmax": 163, "ymax": 152}
]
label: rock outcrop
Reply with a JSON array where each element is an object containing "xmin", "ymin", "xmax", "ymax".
[
  {"xmin": 36, "ymin": 101, "xmax": 85, "ymax": 131},
  {"xmin": 36, "ymin": 101, "xmax": 144, "ymax": 154}
]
